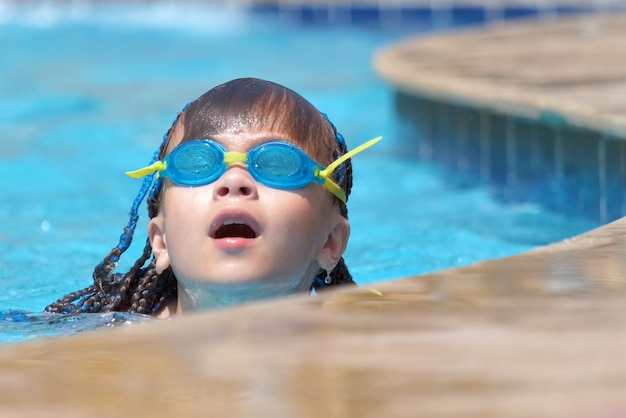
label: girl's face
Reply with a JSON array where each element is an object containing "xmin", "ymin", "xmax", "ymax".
[{"xmin": 148, "ymin": 122, "xmax": 350, "ymax": 309}]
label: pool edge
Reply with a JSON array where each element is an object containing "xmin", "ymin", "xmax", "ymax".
[{"xmin": 2, "ymin": 11, "xmax": 626, "ymax": 417}]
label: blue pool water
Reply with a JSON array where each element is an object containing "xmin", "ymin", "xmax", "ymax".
[{"xmin": 0, "ymin": 3, "xmax": 600, "ymax": 343}]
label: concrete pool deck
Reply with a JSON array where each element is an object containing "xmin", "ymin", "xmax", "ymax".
[{"xmin": 3, "ymin": 12, "xmax": 626, "ymax": 418}]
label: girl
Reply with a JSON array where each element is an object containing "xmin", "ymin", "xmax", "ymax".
[{"xmin": 45, "ymin": 78, "xmax": 380, "ymax": 318}]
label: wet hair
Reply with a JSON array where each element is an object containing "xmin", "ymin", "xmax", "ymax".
[{"xmin": 45, "ymin": 78, "xmax": 355, "ymax": 315}]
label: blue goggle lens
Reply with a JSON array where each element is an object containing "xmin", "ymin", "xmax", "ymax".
[
  {"xmin": 248, "ymin": 142, "xmax": 313, "ymax": 189},
  {"xmin": 164, "ymin": 140, "xmax": 316, "ymax": 190},
  {"xmin": 167, "ymin": 140, "xmax": 225, "ymax": 186}
]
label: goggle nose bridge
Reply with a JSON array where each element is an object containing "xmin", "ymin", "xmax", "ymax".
[{"xmin": 222, "ymin": 151, "xmax": 249, "ymax": 166}]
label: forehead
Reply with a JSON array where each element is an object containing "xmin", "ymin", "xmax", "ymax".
[
  {"xmin": 166, "ymin": 118, "xmax": 328, "ymax": 162},
  {"xmin": 210, "ymin": 132, "xmax": 299, "ymax": 152}
]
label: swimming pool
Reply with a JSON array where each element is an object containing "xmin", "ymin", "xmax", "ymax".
[{"xmin": 0, "ymin": 3, "xmax": 600, "ymax": 342}]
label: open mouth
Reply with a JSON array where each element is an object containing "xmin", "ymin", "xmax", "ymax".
[{"xmin": 212, "ymin": 220, "xmax": 258, "ymax": 239}]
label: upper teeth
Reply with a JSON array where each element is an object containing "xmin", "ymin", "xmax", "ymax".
[{"xmin": 223, "ymin": 220, "xmax": 244, "ymax": 225}]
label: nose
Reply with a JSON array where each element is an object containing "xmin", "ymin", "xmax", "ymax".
[{"xmin": 212, "ymin": 166, "xmax": 259, "ymax": 200}]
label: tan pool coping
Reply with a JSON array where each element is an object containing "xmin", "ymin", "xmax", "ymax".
[
  {"xmin": 374, "ymin": 13, "xmax": 626, "ymax": 137},
  {"xmin": 2, "ymin": 217, "xmax": 626, "ymax": 417},
  {"xmin": 2, "ymin": 13, "xmax": 626, "ymax": 417}
]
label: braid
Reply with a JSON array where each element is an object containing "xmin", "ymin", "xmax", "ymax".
[
  {"xmin": 129, "ymin": 265, "xmax": 177, "ymax": 315},
  {"xmin": 45, "ymin": 107, "xmax": 185, "ymax": 315},
  {"xmin": 311, "ymin": 114, "xmax": 357, "ymax": 293},
  {"xmin": 44, "ymin": 285, "xmax": 97, "ymax": 314}
]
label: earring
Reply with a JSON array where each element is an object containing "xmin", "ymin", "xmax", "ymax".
[{"xmin": 324, "ymin": 271, "xmax": 332, "ymax": 285}]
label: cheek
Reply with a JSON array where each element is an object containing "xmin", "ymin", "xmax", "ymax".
[
  {"xmin": 265, "ymin": 187, "xmax": 334, "ymax": 239},
  {"xmin": 161, "ymin": 186, "xmax": 212, "ymax": 234}
]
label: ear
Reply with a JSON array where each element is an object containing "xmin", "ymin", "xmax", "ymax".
[
  {"xmin": 317, "ymin": 214, "xmax": 350, "ymax": 272},
  {"xmin": 148, "ymin": 215, "xmax": 171, "ymax": 274}
]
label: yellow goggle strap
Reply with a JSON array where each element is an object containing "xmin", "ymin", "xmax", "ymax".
[
  {"xmin": 126, "ymin": 160, "xmax": 167, "ymax": 179},
  {"xmin": 317, "ymin": 136, "xmax": 383, "ymax": 202}
]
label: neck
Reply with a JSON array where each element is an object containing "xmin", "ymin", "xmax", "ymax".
[{"xmin": 176, "ymin": 279, "xmax": 311, "ymax": 313}]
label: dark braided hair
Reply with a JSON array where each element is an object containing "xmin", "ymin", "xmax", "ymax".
[
  {"xmin": 311, "ymin": 113, "xmax": 355, "ymax": 291},
  {"xmin": 45, "ymin": 113, "xmax": 181, "ymax": 315},
  {"xmin": 45, "ymin": 78, "xmax": 355, "ymax": 315}
]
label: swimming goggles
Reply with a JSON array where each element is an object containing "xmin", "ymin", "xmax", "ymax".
[{"xmin": 126, "ymin": 136, "xmax": 382, "ymax": 203}]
